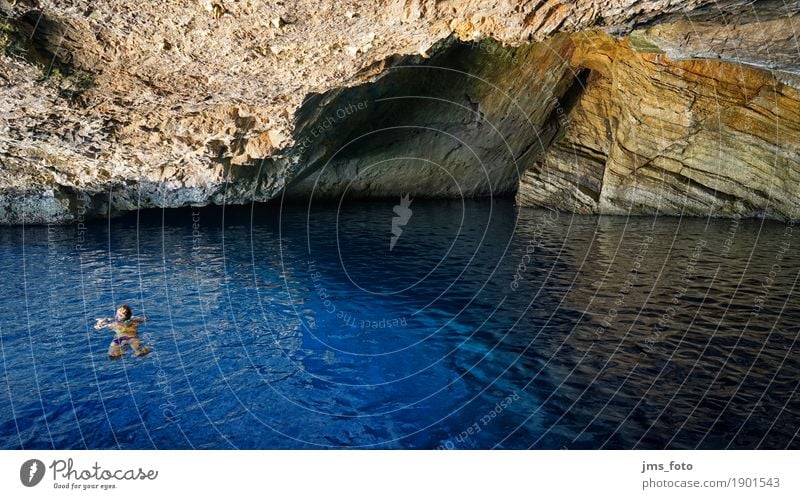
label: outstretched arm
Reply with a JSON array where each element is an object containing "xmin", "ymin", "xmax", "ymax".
[
  {"xmin": 94, "ymin": 318, "xmax": 113, "ymax": 330},
  {"xmin": 131, "ymin": 316, "xmax": 148, "ymax": 325}
]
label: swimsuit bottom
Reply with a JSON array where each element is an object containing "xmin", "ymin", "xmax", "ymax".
[{"xmin": 112, "ymin": 336, "xmax": 133, "ymax": 346}]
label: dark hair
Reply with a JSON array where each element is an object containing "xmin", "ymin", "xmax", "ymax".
[{"xmin": 117, "ymin": 304, "xmax": 132, "ymax": 319}]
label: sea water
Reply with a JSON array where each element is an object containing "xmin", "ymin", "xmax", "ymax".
[{"xmin": 0, "ymin": 199, "xmax": 797, "ymax": 449}]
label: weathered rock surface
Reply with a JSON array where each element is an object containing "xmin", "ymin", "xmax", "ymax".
[
  {"xmin": 0, "ymin": 0, "xmax": 798, "ymax": 223},
  {"xmin": 282, "ymin": 35, "xmax": 577, "ymax": 201},
  {"xmin": 517, "ymin": 28, "xmax": 800, "ymax": 219}
]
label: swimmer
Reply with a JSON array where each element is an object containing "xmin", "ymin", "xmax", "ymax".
[{"xmin": 94, "ymin": 305, "xmax": 151, "ymax": 359}]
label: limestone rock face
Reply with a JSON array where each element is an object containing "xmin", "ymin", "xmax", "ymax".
[
  {"xmin": 283, "ymin": 35, "xmax": 577, "ymax": 201},
  {"xmin": 516, "ymin": 29, "xmax": 800, "ymax": 219},
  {"xmin": 1, "ymin": 0, "xmax": 798, "ymax": 223}
]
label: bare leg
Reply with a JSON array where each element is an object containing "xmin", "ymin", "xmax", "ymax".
[
  {"xmin": 108, "ymin": 341, "xmax": 122, "ymax": 360},
  {"xmin": 130, "ymin": 338, "xmax": 151, "ymax": 357}
]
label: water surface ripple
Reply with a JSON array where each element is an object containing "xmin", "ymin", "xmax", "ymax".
[{"xmin": 0, "ymin": 199, "xmax": 798, "ymax": 449}]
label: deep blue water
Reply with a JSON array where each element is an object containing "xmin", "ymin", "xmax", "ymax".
[{"xmin": 0, "ymin": 198, "xmax": 798, "ymax": 449}]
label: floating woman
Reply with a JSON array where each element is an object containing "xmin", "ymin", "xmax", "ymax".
[{"xmin": 94, "ymin": 304, "xmax": 152, "ymax": 359}]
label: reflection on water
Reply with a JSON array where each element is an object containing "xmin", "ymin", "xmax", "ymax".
[{"xmin": 0, "ymin": 199, "xmax": 797, "ymax": 449}]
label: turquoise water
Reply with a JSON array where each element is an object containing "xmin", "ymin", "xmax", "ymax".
[{"xmin": 0, "ymin": 198, "xmax": 798, "ymax": 449}]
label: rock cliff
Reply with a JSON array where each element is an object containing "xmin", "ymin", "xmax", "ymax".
[
  {"xmin": 517, "ymin": 15, "xmax": 800, "ymax": 219},
  {"xmin": 0, "ymin": 0, "xmax": 797, "ymax": 223}
]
